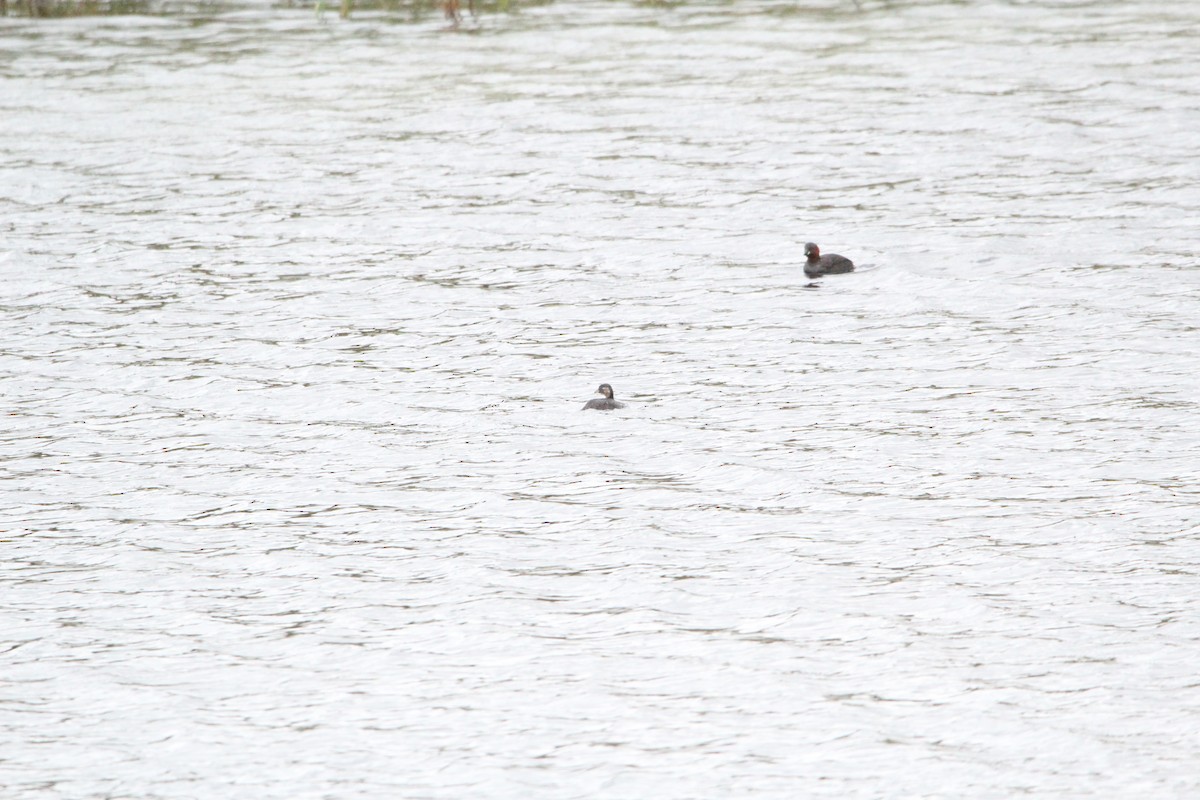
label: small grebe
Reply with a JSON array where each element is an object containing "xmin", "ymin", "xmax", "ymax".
[
  {"xmin": 582, "ymin": 383, "xmax": 625, "ymax": 411},
  {"xmin": 804, "ymin": 242, "xmax": 855, "ymax": 277}
]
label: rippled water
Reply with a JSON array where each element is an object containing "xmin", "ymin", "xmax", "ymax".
[{"xmin": 3, "ymin": 0, "xmax": 1200, "ymax": 796}]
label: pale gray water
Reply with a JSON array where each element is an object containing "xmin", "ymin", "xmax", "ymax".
[{"xmin": 2, "ymin": 0, "xmax": 1199, "ymax": 797}]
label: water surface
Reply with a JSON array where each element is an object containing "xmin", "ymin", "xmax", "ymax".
[{"xmin": 2, "ymin": 1, "xmax": 1199, "ymax": 797}]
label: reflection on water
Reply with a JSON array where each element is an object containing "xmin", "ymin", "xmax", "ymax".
[{"xmin": 2, "ymin": 0, "xmax": 1199, "ymax": 797}]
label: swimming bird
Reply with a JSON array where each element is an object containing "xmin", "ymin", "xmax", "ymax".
[
  {"xmin": 582, "ymin": 383, "xmax": 625, "ymax": 411},
  {"xmin": 804, "ymin": 242, "xmax": 855, "ymax": 278}
]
